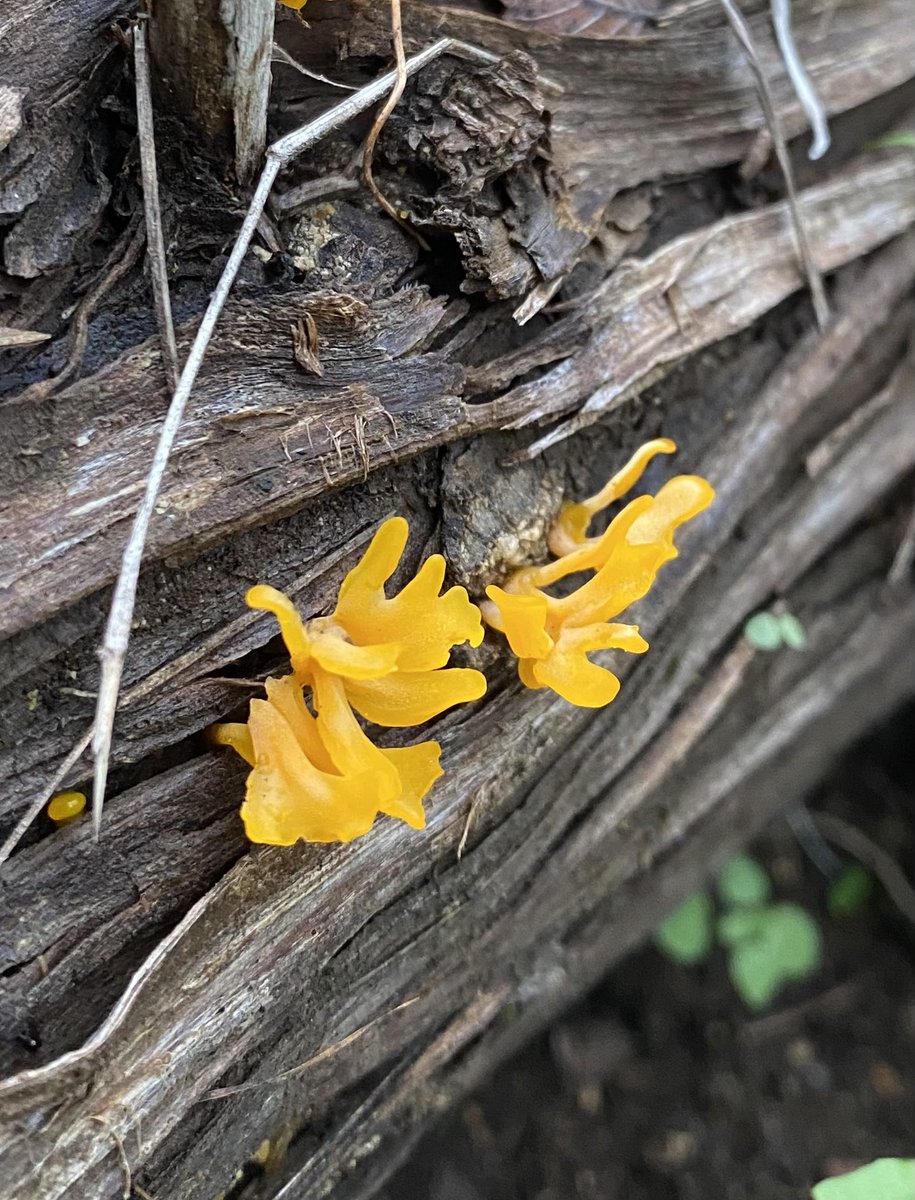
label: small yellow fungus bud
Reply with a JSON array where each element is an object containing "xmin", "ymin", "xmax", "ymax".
[
  {"xmin": 251, "ymin": 1140, "xmax": 272, "ymax": 1168},
  {"xmin": 48, "ymin": 791, "xmax": 87, "ymax": 826},
  {"xmin": 482, "ymin": 439, "xmax": 715, "ymax": 708}
]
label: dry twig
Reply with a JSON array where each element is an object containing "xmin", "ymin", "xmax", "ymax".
[
  {"xmin": 814, "ymin": 811, "xmax": 915, "ymax": 928},
  {"xmin": 0, "ymin": 325, "xmax": 50, "ymax": 349},
  {"xmin": 719, "ymin": 0, "xmax": 830, "ymax": 329},
  {"xmin": 361, "ymin": 0, "xmax": 430, "ymax": 249},
  {"xmin": 770, "ymin": 0, "xmax": 830, "ymax": 160},
  {"xmin": 888, "ymin": 501, "xmax": 915, "ymax": 585},
  {"xmin": 8, "ymin": 213, "xmax": 146, "ymax": 407},
  {"xmin": 89, "ymin": 37, "xmax": 503, "ymax": 834},
  {"xmin": 272, "ymin": 44, "xmax": 358, "ymax": 92},
  {"xmin": 90, "ymin": 1116, "xmax": 132, "ymax": 1200},
  {"xmin": 0, "ymin": 726, "xmax": 93, "ymax": 868},
  {"xmin": 741, "ymin": 978, "xmax": 859, "ymax": 1041},
  {"xmin": 134, "ymin": 16, "xmax": 179, "ymax": 391},
  {"xmin": 270, "ymin": 173, "xmax": 359, "ymax": 215},
  {"xmin": 457, "ymin": 792, "xmax": 482, "ymax": 861}
]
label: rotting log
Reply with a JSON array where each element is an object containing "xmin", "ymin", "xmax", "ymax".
[
  {"xmin": 1, "ymin": 0, "xmax": 915, "ymax": 1197},
  {"xmin": 147, "ymin": 0, "xmax": 275, "ymax": 182}
]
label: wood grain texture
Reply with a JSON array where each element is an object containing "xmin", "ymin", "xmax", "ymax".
[
  {"xmin": 350, "ymin": 0, "xmax": 915, "ymax": 191},
  {"xmin": 500, "ymin": 0, "xmax": 663, "ymax": 39},
  {"xmin": 1, "ymin": 288, "xmax": 913, "ymax": 1197},
  {"xmin": 0, "ymin": 0, "xmax": 131, "ymax": 278},
  {"xmin": 2, "ymin": 2, "xmax": 915, "ymax": 1196},
  {"xmin": 147, "ymin": 0, "xmax": 274, "ymax": 181},
  {"xmin": 1, "ymin": 152, "xmax": 913, "ymax": 649},
  {"xmin": 1, "ymin": 523, "xmax": 913, "ymax": 1200}
]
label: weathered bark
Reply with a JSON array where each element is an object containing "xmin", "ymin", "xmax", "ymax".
[
  {"xmin": 148, "ymin": 0, "xmax": 274, "ymax": 181},
  {"xmin": 1, "ymin": 1, "xmax": 914, "ymax": 1197}
]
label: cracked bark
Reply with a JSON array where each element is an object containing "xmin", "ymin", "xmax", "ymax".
[{"xmin": 1, "ymin": 1, "xmax": 914, "ymax": 1197}]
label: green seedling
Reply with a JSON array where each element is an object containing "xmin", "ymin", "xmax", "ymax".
[
  {"xmin": 777, "ymin": 613, "xmax": 807, "ymax": 649},
  {"xmin": 865, "ymin": 131, "xmax": 915, "ymax": 151},
  {"xmin": 718, "ymin": 902, "xmax": 821, "ymax": 1011},
  {"xmin": 743, "ymin": 611, "xmax": 782, "ymax": 651},
  {"xmin": 812, "ymin": 1157, "xmax": 915, "ymax": 1199},
  {"xmin": 654, "ymin": 892, "xmax": 713, "ymax": 965},
  {"xmin": 656, "ymin": 856, "xmax": 822, "ymax": 1011},
  {"xmin": 717, "ymin": 854, "xmax": 771, "ymax": 908},
  {"xmin": 743, "ymin": 610, "xmax": 807, "ymax": 651},
  {"xmin": 827, "ymin": 864, "xmax": 872, "ymax": 918}
]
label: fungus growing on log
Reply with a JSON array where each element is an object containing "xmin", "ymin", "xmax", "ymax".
[
  {"xmin": 47, "ymin": 791, "xmax": 87, "ymax": 827},
  {"xmin": 482, "ymin": 440, "xmax": 715, "ymax": 707},
  {"xmin": 211, "ymin": 517, "xmax": 486, "ymax": 844}
]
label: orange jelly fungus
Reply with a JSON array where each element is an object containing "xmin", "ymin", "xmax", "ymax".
[
  {"xmin": 481, "ymin": 439, "xmax": 715, "ymax": 708},
  {"xmin": 47, "ymin": 791, "xmax": 87, "ymax": 826},
  {"xmin": 210, "ymin": 518, "xmax": 486, "ymax": 846}
]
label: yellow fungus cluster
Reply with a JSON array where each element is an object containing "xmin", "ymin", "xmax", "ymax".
[
  {"xmin": 210, "ymin": 518, "xmax": 486, "ymax": 845},
  {"xmin": 481, "ymin": 439, "xmax": 715, "ymax": 708},
  {"xmin": 207, "ymin": 441, "xmax": 712, "ymax": 850}
]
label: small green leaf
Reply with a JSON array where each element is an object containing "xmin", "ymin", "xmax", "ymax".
[
  {"xmin": 744, "ymin": 611, "xmax": 783, "ymax": 651},
  {"xmin": 828, "ymin": 865, "xmax": 872, "ymax": 917},
  {"xmin": 717, "ymin": 907, "xmax": 768, "ymax": 946},
  {"xmin": 778, "ymin": 613, "xmax": 807, "ymax": 650},
  {"xmin": 866, "ymin": 131, "xmax": 915, "ymax": 151},
  {"xmin": 655, "ymin": 893, "xmax": 713, "ymax": 965},
  {"xmin": 717, "ymin": 855, "xmax": 771, "ymax": 908},
  {"xmin": 719, "ymin": 903, "xmax": 821, "ymax": 1010},
  {"xmin": 812, "ymin": 1158, "xmax": 915, "ymax": 1199}
]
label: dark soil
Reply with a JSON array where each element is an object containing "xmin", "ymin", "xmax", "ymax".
[{"xmin": 381, "ymin": 703, "xmax": 915, "ymax": 1200}]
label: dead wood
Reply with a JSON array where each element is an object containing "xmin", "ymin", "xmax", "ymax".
[
  {"xmin": 147, "ymin": 0, "xmax": 274, "ymax": 182},
  {"xmin": 1, "ymin": 1, "xmax": 915, "ymax": 1197},
  {"xmin": 1, "ymin": 270, "xmax": 914, "ymax": 1194},
  {"xmin": 345, "ymin": 0, "xmax": 915, "ymax": 193},
  {"xmin": 1, "ymin": 151, "xmax": 913, "ymax": 648}
]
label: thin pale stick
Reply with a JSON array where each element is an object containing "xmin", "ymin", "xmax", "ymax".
[
  {"xmin": 271, "ymin": 173, "xmax": 359, "ymax": 215},
  {"xmin": 0, "ymin": 522, "xmax": 377, "ymax": 857},
  {"xmin": 89, "ymin": 1116, "xmax": 132, "ymax": 1200},
  {"xmin": 0, "ymin": 326, "xmax": 50, "ymax": 349},
  {"xmin": 90, "ymin": 157, "xmax": 280, "ymax": 837},
  {"xmin": 269, "ymin": 41, "xmax": 502, "ymax": 165},
  {"xmin": 134, "ymin": 17, "xmax": 179, "ymax": 390},
  {"xmin": 786, "ymin": 804, "xmax": 843, "ymax": 876},
  {"xmin": 457, "ymin": 790, "xmax": 485, "ymax": 860},
  {"xmin": 886, "ymin": 347, "xmax": 915, "ymax": 585},
  {"xmin": 770, "ymin": 0, "xmax": 830, "ymax": 161},
  {"xmin": 0, "ymin": 726, "xmax": 93, "ymax": 868},
  {"xmin": 888, "ymin": 500, "xmax": 915, "ymax": 585},
  {"xmin": 272, "ymin": 44, "xmax": 358, "ymax": 92},
  {"xmin": 90, "ymin": 37, "xmax": 504, "ymax": 835},
  {"xmin": 719, "ymin": 0, "xmax": 830, "ymax": 329}
]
